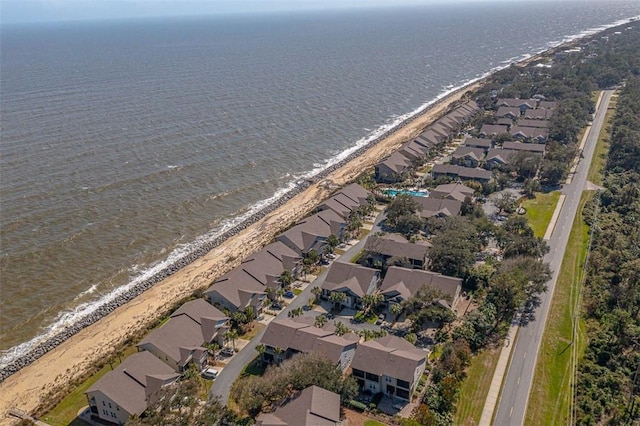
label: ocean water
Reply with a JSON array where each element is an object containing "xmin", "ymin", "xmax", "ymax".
[{"xmin": 1, "ymin": 1, "xmax": 638, "ymax": 368}]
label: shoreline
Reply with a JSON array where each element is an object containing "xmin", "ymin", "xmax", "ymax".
[
  {"xmin": 1, "ymin": 15, "xmax": 633, "ymax": 417},
  {"xmin": 0, "ymin": 77, "xmax": 482, "ymax": 422}
]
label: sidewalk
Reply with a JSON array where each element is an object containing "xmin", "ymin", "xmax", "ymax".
[{"xmin": 478, "ymin": 317, "xmax": 520, "ymax": 426}]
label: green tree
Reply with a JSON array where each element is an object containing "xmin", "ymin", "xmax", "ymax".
[
  {"xmin": 329, "ymin": 291, "xmax": 347, "ymax": 309},
  {"xmin": 386, "ymin": 194, "xmax": 420, "ymax": 228},
  {"xmin": 279, "ymin": 270, "xmax": 294, "ymax": 288},
  {"xmin": 223, "ymin": 330, "xmax": 238, "ymax": 351}
]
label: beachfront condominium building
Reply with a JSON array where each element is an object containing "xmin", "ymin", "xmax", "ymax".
[
  {"xmin": 363, "ymin": 233, "xmax": 431, "ymax": 270},
  {"xmin": 276, "ymin": 209, "xmax": 346, "ymax": 255},
  {"xmin": 137, "ymin": 299, "xmax": 228, "ymax": 372},
  {"xmin": 85, "ymin": 351, "xmax": 179, "ymax": 425},
  {"xmin": 204, "ymin": 241, "xmax": 302, "ymax": 313},
  {"xmin": 351, "ymin": 335, "xmax": 427, "ymax": 401}
]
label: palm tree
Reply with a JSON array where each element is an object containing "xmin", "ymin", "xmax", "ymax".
[
  {"xmin": 311, "ymin": 286, "xmax": 322, "ymax": 299},
  {"xmin": 362, "ymin": 294, "xmax": 384, "ymax": 315},
  {"xmin": 255, "ymin": 343, "xmax": 266, "ymax": 364},
  {"xmin": 223, "ymin": 330, "xmax": 238, "ymax": 351},
  {"xmin": 389, "ymin": 302, "xmax": 404, "ymax": 323},
  {"xmin": 314, "ymin": 315, "xmax": 328, "ymax": 328},
  {"xmin": 288, "ymin": 307, "xmax": 303, "ymax": 318},
  {"xmin": 279, "ymin": 270, "xmax": 294, "ymax": 289},
  {"xmin": 329, "ymin": 291, "xmax": 347, "ymax": 309},
  {"xmin": 327, "ymin": 234, "xmax": 340, "ymax": 249}
]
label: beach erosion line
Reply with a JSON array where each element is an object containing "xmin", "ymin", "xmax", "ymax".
[{"xmin": 4, "ymin": 13, "xmax": 635, "ymax": 379}]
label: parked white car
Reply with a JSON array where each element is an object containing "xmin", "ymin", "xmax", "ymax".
[{"xmin": 201, "ymin": 367, "xmax": 220, "ymax": 380}]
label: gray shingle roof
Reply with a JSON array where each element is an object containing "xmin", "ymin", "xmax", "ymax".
[
  {"xmin": 364, "ymin": 234, "xmax": 430, "ymax": 262},
  {"xmin": 86, "ymin": 351, "xmax": 179, "ymax": 417},
  {"xmin": 256, "ymin": 385, "xmax": 341, "ymax": 426},
  {"xmin": 321, "ymin": 262, "xmax": 380, "ymax": 297},
  {"xmin": 380, "ymin": 266, "xmax": 461, "ymax": 302},
  {"xmin": 351, "ymin": 335, "xmax": 426, "ymax": 383}
]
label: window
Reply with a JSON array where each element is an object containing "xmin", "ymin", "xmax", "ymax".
[
  {"xmin": 352, "ymin": 369, "xmax": 364, "ymax": 378},
  {"xmin": 397, "ymin": 379, "xmax": 410, "ymax": 389},
  {"xmin": 102, "ymin": 401, "xmax": 106, "ymax": 407},
  {"xmin": 396, "ymin": 388, "xmax": 410, "ymax": 400},
  {"xmin": 103, "ymin": 410, "xmax": 108, "ymax": 415},
  {"xmin": 365, "ymin": 372, "xmax": 379, "ymax": 382},
  {"xmin": 108, "ymin": 403, "xmax": 112, "ymax": 409}
]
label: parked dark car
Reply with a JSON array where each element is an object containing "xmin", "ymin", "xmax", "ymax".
[{"xmin": 284, "ymin": 291, "xmax": 295, "ymax": 298}]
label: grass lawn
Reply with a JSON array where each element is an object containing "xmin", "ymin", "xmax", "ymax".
[
  {"xmin": 454, "ymin": 346, "xmax": 501, "ymax": 426},
  {"xmin": 240, "ymin": 322, "xmax": 265, "ymax": 341},
  {"xmin": 521, "ymin": 191, "xmax": 561, "ymax": 238},
  {"xmin": 587, "ymin": 95, "xmax": 616, "ymax": 186},
  {"xmin": 350, "ymin": 249, "xmax": 365, "ymax": 264},
  {"xmin": 43, "ymin": 346, "xmax": 138, "ymax": 426},
  {"xmin": 292, "ymin": 288, "xmax": 302, "ymax": 296},
  {"xmin": 525, "ymin": 191, "xmax": 593, "ymax": 426},
  {"xmin": 363, "ymin": 420, "xmax": 387, "ymax": 426}
]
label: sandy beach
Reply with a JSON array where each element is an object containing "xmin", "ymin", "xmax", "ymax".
[{"xmin": 0, "ymin": 82, "xmax": 480, "ymax": 424}]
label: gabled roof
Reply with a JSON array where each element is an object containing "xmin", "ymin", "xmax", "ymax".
[
  {"xmin": 138, "ymin": 315, "xmax": 209, "ymax": 367},
  {"xmin": 510, "ymin": 125, "xmax": 548, "ymax": 140},
  {"xmin": 430, "ymin": 183, "xmax": 475, "ymax": 203},
  {"xmin": 86, "ymin": 351, "xmax": 179, "ymax": 416},
  {"xmin": 430, "ymin": 123, "xmax": 451, "ymax": 138},
  {"xmin": 170, "ymin": 299, "xmax": 228, "ymax": 342},
  {"xmin": 334, "ymin": 183, "xmax": 370, "ymax": 206},
  {"xmin": 538, "ymin": 100, "xmax": 558, "ymax": 110},
  {"xmin": 410, "ymin": 196, "xmax": 462, "ymax": 218},
  {"xmin": 479, "ymin": 124, "xmax": 509, "ymax": 137},
  {"xmin": 523, "ymin": 109, "xmax": 553, "ymax": 120},
  {"xmin": 321, "ymin": 262, "xmax": 379, "ymax": 297},
  {"xmin": 377, "ymin": 151, "xmax": 412, "ymax": 174},
  {"xmin": 256, "ymin": 386, "xmax": 341, "ymax": 426},
  {"xmin": 517, "ymin": 119, "xmax": 549, "ymax": 128},
  {"xmin": 496, "ymin": 106, "xmax": 521, "ymax": 119},
  {"xmin": 204, "ymin": 266, "xmax": 266, "ymax": 310},
  {"xmin": 462, "ymin": 137, "xmax": 493, "ymax": 149},
  {"xmin": 496, "ymin": 98, "xmax": 536, "ymax": 109},
  {"xmin": 485, "ymin": 148, "xmax": 517, "ymax": 165},
  {"xmin": 351, "ymin": 335, "xmax": 426, "ymax": 383},
  {"xmin": 502, "ymin": 141, "xmax": 546, "ymax": 154},
  {"xmin": 452, "ymin": 146, "xmax": 486, "ymax": 162},
  {"xmin": 277, "ymin": 210, "xmax": 345, "ymax": 253},
  {"xmin": 364, "ymin": 234, "xmax": 430, "ymax": 261},
  {"xmin": 430, "ymin": 164, "xmax": 493, "ymax": 181},
  {"xmin": 380, "ymin": 266, "xmax": 462, "ymax": 302},
  {"xmin": 260, "ymin": 318, "xmax": 358, "ymax": 363}
]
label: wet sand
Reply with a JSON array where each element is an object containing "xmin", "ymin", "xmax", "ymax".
[{"xmin": 0, "ymin": 81, "xmax": 480, "ymax": 424}]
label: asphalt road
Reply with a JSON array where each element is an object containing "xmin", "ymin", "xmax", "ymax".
[
  {"xmin": 493, "ymin": 90, "xmax": 614, "ymax": 425},
  {"xmin": 209, "ymin": 209, "xmax": 386, "ymax": 403}
]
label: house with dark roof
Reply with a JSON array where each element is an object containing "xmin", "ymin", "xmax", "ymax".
[
  {"xmin": 430, "ymin": 164, "xmax": 492, "ymax": 183},
  {"xmin": 484, "ymin": 148, "xmax": 517, "ymax": 170},
  {"xmin": 416, "ymin": 129, "xmax": 444, "ymax": 147},
  {"xmin": 451, "ymin": 146, "xmax": 486, "ymax": 168},
  {"xmin": 259, "ymin": 317, "xmax": 359, "ymax": 371},
  {"xmin": 497, "ymin": 117, "xmax": 513, "ymax": 127},
  {"xmin": 255, "ymin": 386, "xmax": 342, "ymax": 426},
  {"xmin": 137, "ymin": 299, "xmax": 229, "ymax": 372},
  {"xmin": 479, "ymin": 124, "xmax": 509, "ymax": 138},
  {"xmin": 364, "ymin": 234, "xmax": 430, "ymax": 270},
  {"xmin": 400, "ymin": 140, "xmax": 430, "ymax": 161},
  {"xmin": 429, "ymin": 183, "xmax": 475, "ymax": 203},
  {"xmin": 204, "ymin": 241, "xmax": 301, "ymax": 313},
  {"xmin": 524, "ymin": 109, "xmax": 553, "ymax": 120},
  {"xmin": 496, "ymin": 106, "xmax": 521, "ymax": 120},
  {"xmin": 462, "ymin": 137, "xmax": 493, "ymax": 152},
  {"xmin": 538, "ymin": 100, "xmax": 558, "ymax": 110},
  {"xmin": 321, "ymin": 262, "xmax": 380, "ymax": 310},
  {"xmin": 276, "ymin": 209, "xmax": 346, "ymax": 255},
  {"xmin": 502, "ymin": 141, "xmax": 546, "ymax": 155},
  {"xmin": 380, "ymin": 266, "xmax": 462, "ymax": 308},
  {"xmin": 510, "ymin": 125, "xmax": 548, "ymax": 142},
  {"xmin": 317, "ymin": 183, "xmax": 372, "ymax": 220},
  {"xmin": 496, "ymin": 98, "xmax": 537, "ymax": 111},
  {"xmin": 410, "ymin": 195, "xmax": 462, "ymax": 218},
  {"xmin": 351, "ymin": 335, "xmax": 427, "ymax": 401},
  {"xmin": 517, "ymin": 119, "xmax": 550, "ymax": 129},
  {"xmin": 85, "ymin": 351, "xmax": 179, "ymax": 425},
  {"xmin": 374, "ymin": 151, "xmax": 413, "ymax": 183}
]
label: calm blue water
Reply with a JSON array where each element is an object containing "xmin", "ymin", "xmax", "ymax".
[{"xmin": 1, "ymin": 1, "xmax": 638, "ymax": 366}]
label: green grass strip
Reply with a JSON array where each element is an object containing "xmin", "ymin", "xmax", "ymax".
[
  {"xmin": 525, "ymin": 191, "xmax": 593, "ymax": 426},
  {"xmin": 521, "ymin": 191, "xmax": 561, "ymax": 238}
]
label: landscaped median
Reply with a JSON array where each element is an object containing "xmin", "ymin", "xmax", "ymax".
[{"xmin": 525, "ymin": 191, "xmax": 594, "ymax": 426}]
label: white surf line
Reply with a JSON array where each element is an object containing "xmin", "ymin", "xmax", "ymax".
[{"xmin": 544, "ymin": 194, "xmax": 566, "ymax": 241}]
